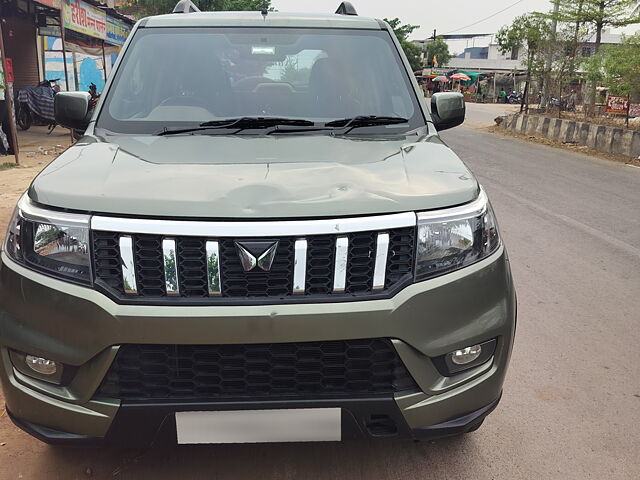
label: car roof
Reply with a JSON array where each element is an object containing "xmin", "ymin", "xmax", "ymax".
[{"xmin": 143, "ymin": 11, "xmax": 384, "ymax": 30}]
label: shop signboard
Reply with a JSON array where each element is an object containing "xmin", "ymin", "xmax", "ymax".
[
  {"xmin": 605, "ymin": 95, "xmax": 640, "ymax": 117},
  {"xmin": 605, "ymin": 95, "xmax": 628, "ymax": 115},
  {"xmin": 106, "ymin": 17, "xmax": 131, "ymax": 47},
  {"xmin": 34, "ymin": 0, "xmax": 62, "ymax": 9},
  {"xmin": 63, "ymin": 0, "xmax": 107, "ymax": 40}
]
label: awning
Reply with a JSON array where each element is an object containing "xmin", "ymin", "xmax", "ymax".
[{"xmin": 457, "ymin": 71, "xmax": 483, "ymax": 86}]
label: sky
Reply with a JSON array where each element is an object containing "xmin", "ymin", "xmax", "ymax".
[{"xmin": 271, "ymin": 0, "xmax": 639, "ymax": 53}]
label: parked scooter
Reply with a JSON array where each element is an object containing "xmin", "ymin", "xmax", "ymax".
[{"xmin": 16, "ymin": 78, "xmax": 60, "ymax": 132}]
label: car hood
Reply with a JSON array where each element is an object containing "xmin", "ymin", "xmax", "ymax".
[{"xmin": 29, "ymin": 134, "xmax": 478, "ymax": 219}]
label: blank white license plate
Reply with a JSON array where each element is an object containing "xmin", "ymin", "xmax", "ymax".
[{"xmin": 175, "ymin": 408, "xmax": 341, "ymax": 444}]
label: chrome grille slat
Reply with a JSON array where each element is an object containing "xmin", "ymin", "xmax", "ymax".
[
  {"xmin": 333, "ymin": 236, "xmax": 349, "ymax": 293},
  {"xmin": 205, "ymin": 241, "xmax": 221, "ymax": 296},
  {"xmin": 162, "ymin": 239, "xmax": 179, "ymax": 296},
  {"xmin": 119, "ymin": 236, "xmax": 138, "ymax": 295},
  {"xmin": 293, "ymin": 239, "xmax": 308, "ymax": 294},
  {"xmin": 372, "ymin": 233, "xmax": 390, "ymax": 290}
]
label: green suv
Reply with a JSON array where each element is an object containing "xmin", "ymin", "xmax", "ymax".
[{"xmin": 0, "ymin": 2, "xmax": 516, "ymax": 445}]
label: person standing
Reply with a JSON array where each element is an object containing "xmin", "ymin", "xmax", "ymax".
[{"xmin": 500, "ymin": 88, "xmax": 507, "ymax": 104}]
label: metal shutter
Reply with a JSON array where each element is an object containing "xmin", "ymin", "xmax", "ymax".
[{"xmin": 4, "ymin": 16, "xmax": 40, "ymax": 91}]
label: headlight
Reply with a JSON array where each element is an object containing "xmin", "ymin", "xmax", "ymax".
[
  {"xmin": 416, "ymin": 188, "xmax": 500, "ymax": 282},
  {"xmin": 3, "ymin": 194, "xmax": 92, "ymax": 285}
]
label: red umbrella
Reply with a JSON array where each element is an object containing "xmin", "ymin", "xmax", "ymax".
[
  {"xmin": 433, "ymin": 75, "xmax": 449, "ymax": 82},
  {"xmin": 450, "ymin": 73, "xmax": 471, "ymax": 81}
]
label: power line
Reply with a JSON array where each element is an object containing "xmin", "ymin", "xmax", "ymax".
[{"xmin": 443, "ymin": 0, "xmax": 527, "ymax": 34}]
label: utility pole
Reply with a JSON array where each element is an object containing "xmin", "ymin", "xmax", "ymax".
[
  {"xmin": 541, "ymin": 0, "xmax": 560, "ymax": 109},
  {"xmin": 59, "ymin": 9, "xmax": 70, "ymax": 91},
  {"xmin": 425, "ymin": 30, "xmax": 437, "ymax": 70}
]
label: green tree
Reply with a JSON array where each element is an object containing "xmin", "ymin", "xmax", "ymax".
[
  {"xmin": 383, "ymin": 18, "xmax": 423, "ymax": 71},
  {"xmin": 552, "ymin": 0, "xmax": 639, "ymax": 50},
  {"xmin": 601, "ymin": 33, "xmax": 640, "ymax": 100},
  {"xmin": 583, "ymin": 33, "xmax": 640, "ymax": 103},
  {"xmin": 548, "ymin": 0, "xmax": 640, "ymax": 113},
  {"xmin": 402, "ymin": 41, "xmax": 424, "ymax": 72},
  {"xmin": 121, "ymin": 0, "xmax": 272, "ymax": 18},
  {"xmin": 424, "ymin": 36, "xmax": 451, "ymax": 67},
  {"xmin": 497, "ymin": 14, "xmax": 552, "ymax": 112}
]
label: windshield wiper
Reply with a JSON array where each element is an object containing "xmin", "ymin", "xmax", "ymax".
[
  {"xmin": 325, "ymin": 115, "xmax": 409, "ymax": 134},
  {"xmin": 156, "ymin": 117, "xmax": 314, "ymax": 136},
  {"xmin": 266, "ymin": 116, "xmax": 411, "ymax": 136},
  {"xmin": 266, "ymin": 126, "xmax": 335, "ymax": 135}
]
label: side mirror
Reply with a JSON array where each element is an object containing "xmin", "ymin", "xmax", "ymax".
[
  {"xmin": 431, "ymin": 92, "xmax": 465, "ymax": 131},
  {"xmin": 54, "ymin": 92, "xmax": 91, "ymax": 131}
]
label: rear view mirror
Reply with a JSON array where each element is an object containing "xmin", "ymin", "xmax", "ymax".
[
  {"xmin": 54, "ymin": 92, "xmax": 91, "ymax": 131},
  {"xmin": 431, "ymin": 92, "xmax": 465, "ymax": 131}
]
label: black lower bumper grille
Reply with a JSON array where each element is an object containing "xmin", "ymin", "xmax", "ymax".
[{"xmin": 96, "ymin": 339, "xmax": 418, "ymax": 401}]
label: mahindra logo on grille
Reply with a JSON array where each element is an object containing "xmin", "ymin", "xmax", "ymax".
[{"xmin": 235, "ymin": 241, "xmax": 279, "ymax": 272}]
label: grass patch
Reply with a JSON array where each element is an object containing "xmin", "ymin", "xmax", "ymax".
[{"xmin": 0, "ymin": 162, "xmax": 18, "ymax": 171}]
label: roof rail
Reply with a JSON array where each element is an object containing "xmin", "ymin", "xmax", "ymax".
[
  {"xmin": 172, "ymin": 0, "xmax": 200, "ymax": 13},
  {"xmin": 335, "ymin": 2, "xmax": 358, "ymax": 16}
]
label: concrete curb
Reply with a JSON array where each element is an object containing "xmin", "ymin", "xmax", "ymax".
[{"xmin": 497, "ymin": 113, "xmax": 640, "ymax": 159}]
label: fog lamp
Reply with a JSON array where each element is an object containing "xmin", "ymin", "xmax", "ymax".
[
  {"xmin": 25, "ymin": 355, "xmax": 58, "ymax": 376},
  {"xmin": 434, "ymin": 339, "xmax": 498, "ymax": 376},
  {"xmin": 451, "ymin": 345, "xmax": 482, "ymax": 365}
]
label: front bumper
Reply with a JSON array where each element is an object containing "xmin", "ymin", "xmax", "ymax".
[
  {"xmin": 0, "ymin": 246, "xmax": 516, "ymax": 444},
  {"xmin": 8, "ymin": 394, "xmax": 502, "ymax": 445}
]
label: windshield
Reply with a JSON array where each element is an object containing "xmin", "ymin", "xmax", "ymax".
[{"xmin": 97, "ymin": 27, "xmax": 425, "ymax": 135}]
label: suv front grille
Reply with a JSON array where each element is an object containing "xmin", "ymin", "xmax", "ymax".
[
  {"xmin": 92, "ymin": 223, "xmax": 415, "ymax": 304},
  {"xmin": 95, "ymin": 339, "xmax": 419, "ymax": 401}
]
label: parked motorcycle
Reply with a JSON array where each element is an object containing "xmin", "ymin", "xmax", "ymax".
[
  {"xmin": 72, "ymin": 83, "xmax": 101, "ymax": 140},
  {"xmin": 16, "ymin": 78, "xmax": 60, "ymax": 132},
  {"xmin": 88, "ymin": 82, "xmax": 101, "ymax": 108},
  {"xmin": 507, "ymin": 91, "xmax": 523, "ymax": 104},
  {"xmin": 550, "ymin": 96, "xmax": 576, "ymax": 112}
]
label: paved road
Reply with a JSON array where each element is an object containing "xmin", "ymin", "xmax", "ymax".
[{"xmin": 1, "ymin": 105, "xmax": 639, "ymax": 479}]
